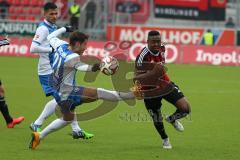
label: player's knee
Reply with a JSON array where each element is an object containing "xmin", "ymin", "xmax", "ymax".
[
  {"xmin": 63, "ymin": 112, "xmax": 74, "ymax": 121},
  {"xmin": 182, "ymin": 103, "xmax": 191, "ymax": 114}
]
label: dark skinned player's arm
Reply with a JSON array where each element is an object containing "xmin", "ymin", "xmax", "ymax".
[{"xmin": 134, "ymin": 63, "xmax": 165, "ymax": 83}]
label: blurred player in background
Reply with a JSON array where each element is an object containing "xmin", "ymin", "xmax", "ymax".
[
  {"xmin": 29, "ymin": 27, "xmax": 139, "ymax": 150},
  {"xmin": 0, "ymin": 39, "xmax": 24, "ymax": 128},
  {"xmin": 29, "ymin": 2, "xmax": 93, "ymax": 139},
  {"xmin": 134, "ymin": 31, "xmax": 191, "ymax": 149},
  {"xmin": 0, "ymin": 36, "xmax": 9, "ymax": 46},
  {"xmin": 0, "ymin": 80, "xmax": 24, "ymax": 128}
]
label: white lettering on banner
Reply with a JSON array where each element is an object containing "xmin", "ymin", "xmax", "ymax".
[
  {"xmin": 84, "ymin": 46, "xmax": 110, "ymax": 58},
  {"xmin": 0, "ymin": 22, "xmax": 37, "ymax": 34},
  {"xmin": 165, "ymin": 44, "xmax": 178, "ymax": 63},
  {"xmin": 119, "ymin": 28, "xmax": 201, "ymax": 44},
  {"xmin": 0, "ymin": 44, "xmax": 28, "ymax": 55},
  {"xmin": 128, "ymin": 43, "xmax": 178, "ymax": 63},
  {"xmin": 196, "ymin": 49, "xmax": 240, "ymax": 65},
  {"xmin": 192, "ymin": 32, "xmax": 200, "ymax": 44},
  {"xmin": 181, "ymin": 32, "xmax": 192, "ymax": 44},
  {"xmin": 120, "ymin": 28, "xmax": 148, "ymax": 42},
  {"xmin": 120, "ymin": 29, "xmax": 133, "ymax": 41},
  {"xmin": 129, "ymin": 43, "xmax": 145, "ymax": 60},
  {"xmin": 167, "ymin": 31, "xmax": 179, "ymax": 43}
]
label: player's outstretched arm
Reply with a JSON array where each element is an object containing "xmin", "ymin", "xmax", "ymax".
[
  {"xmin": 134, "ymin": 63, "xmax": 165, "ymax": 82},
  {"xmin": 75, "ymin": 61, "xmax": 100, "ymax": 72},
  {"xmin": 47, "ymin": 27, "xmax": 68, "ymax": 50}
]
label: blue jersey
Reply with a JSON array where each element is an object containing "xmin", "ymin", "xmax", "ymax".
[
  {"xmin": 47, "ymin": 27, "xmax": 92, "ymax": 106},
  {"xmin": 50, "ymin": 42, "xmax": 79, "ymax": 102},
  {"xmin": 47, "ymin": 28, "xmax": 92, "ymax": 104}
]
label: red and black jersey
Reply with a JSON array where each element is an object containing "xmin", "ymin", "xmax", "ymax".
[{"xmin": 135, "ymin": 46, "xmax": 170, "ymax": 82}]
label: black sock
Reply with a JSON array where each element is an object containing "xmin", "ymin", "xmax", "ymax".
[
  {"xmin": 151, "ymin": 111, "xmax": 168, "ymax": 139},
  {"xmin": 154, "ymin": 121, "xmax": 168, "ymax": 139},
  {"xmin": 0, "ymin": 97, "xmax": 13, "ymax": 124},
  {"xmin": 167, "ymin": 109, "xmax": 188, "ymax": 123}
]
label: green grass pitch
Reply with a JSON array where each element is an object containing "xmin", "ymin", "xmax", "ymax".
[{"xmin": 0, "ymin": 56, "xmax": 239, "ymax": 160}]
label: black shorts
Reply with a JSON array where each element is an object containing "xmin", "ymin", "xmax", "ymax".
[{"xmin": 144, "ymin": 82, "xmax": 184, "ymax": 111}]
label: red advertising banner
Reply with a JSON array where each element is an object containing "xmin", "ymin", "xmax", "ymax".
[
  {"xmin": 0, "ymin": 37, "xmax": 239, "ymax": 66},
  {"xmin": 154, "ymin": 0, "xmax": 208, "ymax": 11},
  {"xmin": 211, "ymin": 0, "xmax": 226, "ymax": 8},
  {"xmin": 182, "ymin": 45, "xmax": 240, "ymax": 66},
  {"xmin": 0, "ymin": 37, "xmax": 37, "ymax": 57},
  {"xmin": 107, "ymin": 25, "xmax": 204, "ymax": 45},
  {"xmin": 107, "ymin": 25, "xmax": 235, "ymax": 46},
  {"xmin": 154, "ymin": 0, "xmax": 226, "ymax": 20}
]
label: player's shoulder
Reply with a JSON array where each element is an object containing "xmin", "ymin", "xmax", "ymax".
[
  {"xmin": 65, "ymin": 52, "xmax": 79, "ymax": 62},
  {"xmin": 37, "ymin": 21, "xmax": 56, "ymax": 33},
  {"xmin": 36, "ymin": 23, "xmax": 49, "ymax": 33},
  {"xmin": 136, "ymin": 46, "xmax": 149, "ymax": 62}
]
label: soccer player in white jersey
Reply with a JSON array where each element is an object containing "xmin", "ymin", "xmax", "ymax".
[
  {"xmin": 30, "ymin": 2, "xmax": 93, "ymax": 139},
  {"xmin": 29, "ymin": 27, "xmax": 140, "ymax": 150}
]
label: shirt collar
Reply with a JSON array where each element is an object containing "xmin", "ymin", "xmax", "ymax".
[
  {"xmin": 146, "ymin": 46, "xmax": 160, "ymax": 56},
  {"xmin": 44, "ymin": 19, "xmax": 57, "ymax": 28}
]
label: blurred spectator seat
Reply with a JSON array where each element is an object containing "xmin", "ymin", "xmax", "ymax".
[
  {"xmin": 5, "ymin": 0, "xmax": 44, "ymax": 22},
  {"xmin": 31, "ymin": 7, "xmax": 41, "ymax": 15},
  {"xmin": 21, "ymin": 0, "xmax": 30, "ymax": 6}
]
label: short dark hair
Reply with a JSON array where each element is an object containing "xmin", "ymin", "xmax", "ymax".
[
  {"xmin": 148, "ymin": 30, "xmax": 160, "ymax": 39},
  {"xmin": 69, "ymin": 31, "xmax": 89, "ymax": 46},
  {"xmin": 44, "ymin": 2, "xmax": 57, "ymax": 11}
]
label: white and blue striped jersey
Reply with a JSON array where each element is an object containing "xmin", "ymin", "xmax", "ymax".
[
  {"xmin": 48, "ymin": 28, "xmax": 92, "ymax": 102},
  {"xmin": 32, "ymin": 19, "xmax": 57, "ymax": 75}
]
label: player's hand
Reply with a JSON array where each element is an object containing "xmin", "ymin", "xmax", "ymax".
[
  {"xmin": 65, "ymin": 25, "xmax": 74, "ymax": 32},
  {"xmin": 92, "ymin": 63, "xmax": 100, "ymax": 72}
]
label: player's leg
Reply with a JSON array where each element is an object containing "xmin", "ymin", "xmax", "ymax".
[
  {"xmin": 30, "ymin": 101, "xmax": 74, "ymax": 150},
  {"xmin": 30, "ymin": 74, "xmax": 57, "ymax": 131},
  {"xmin": 168, "ymin": 97, "xmax": 191, "ymax": 121},
  {"xmin": 144, "ymin": 98, "xmax": 172, "ymax": 149},
  {"xmin": 80, "ymin": 87, "xmax": 135, "ymax": 103},
  {"xmin": 164, "ymin": 82, "xmax": 191, "ymax": 131},
  {"xmin": 0, "ymin": 80, "xmax": 24, "ymax": 128},
  {"xmin": 29, "ymin": 117, "xmax": 70, "ymax": 150},
  {"xmin": 30, "ymin": 99, "xmax": 57, "ymax": 132},
  {"xmin": 29, "ymin": 85, "xmax": 137, "ymax": 149},
  {"xmin": 32, "ymin": 75, "xmax": 84, "ymax": 135}
]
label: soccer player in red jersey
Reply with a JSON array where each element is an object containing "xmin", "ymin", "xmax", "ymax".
[{"xmin": 134, "ymin": 31, "xmax": 191, "ymax": 149}]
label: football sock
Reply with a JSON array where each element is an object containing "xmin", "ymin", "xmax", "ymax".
[
  {"xmin": 154, "ymin": 121, "xmax": 168, "ymax": 139},
  {"xmin": 40, "ymin": 118, "xmax": 69, "ymax": 140},
  {"xmin": 34, "ymin": 99, "xmax": 57, "ymax": 125},
  {"xmin": 0, "ymin": 96, "xmax": 13, "ymax": 124},
  {"xmin": 97, "ymin": 88, "xmax": 134, "ymax": 101},
  {"xmin": 167, "ymin": 109, "xmax": 188, "ymax": 123},
  {"xmin": 149, "ymin": 110, "xmax": 168, "ymax": 139},
  {"xmin": 70, "ymin": 113, "xmax": 81, "ymax": 132}
]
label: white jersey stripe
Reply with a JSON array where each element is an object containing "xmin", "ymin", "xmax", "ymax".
[{"xmin": 137, "ymin": 47, "xmax": 148, "ymax": 65}]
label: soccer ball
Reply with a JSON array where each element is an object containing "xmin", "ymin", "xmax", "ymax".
[{"xmin": 100, "ymin": 56, "xmax": 119, "ymax": 76}]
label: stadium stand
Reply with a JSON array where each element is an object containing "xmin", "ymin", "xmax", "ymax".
[{"xmin": 3, "ymin": 0, "xmax": 44, "ymax": 21}]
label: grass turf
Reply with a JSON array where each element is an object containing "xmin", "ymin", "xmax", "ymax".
[{"xmin": 0, "ymin": 56, "xmax": 239, "ymax": 160}]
